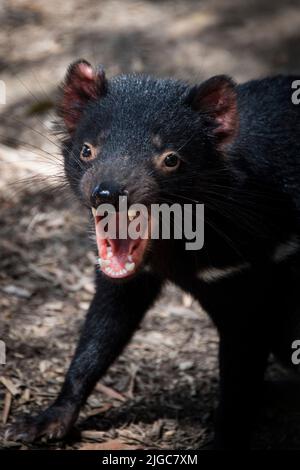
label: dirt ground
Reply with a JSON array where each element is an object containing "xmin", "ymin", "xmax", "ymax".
[{"xmin": 1, "ymin": 0, "xmax": 300, "ymax": 450}]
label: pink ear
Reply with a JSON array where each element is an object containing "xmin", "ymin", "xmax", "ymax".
[
  {"xmin": 189, "ymin": 75, "xmax": 238, "ymax": 147},
  {"xmin": 60, "ymin": 60, "xmax": 107, "ymax": 133}
]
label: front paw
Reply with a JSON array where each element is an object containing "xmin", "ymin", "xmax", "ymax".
[{"xmin": 5, "ymin": 405, "xmax": 76, "ymax": 443}]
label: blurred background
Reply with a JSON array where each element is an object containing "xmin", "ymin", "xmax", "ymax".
[{"xmin": 1, "ymin": 0, "xmax": 300, "ymax": 450}]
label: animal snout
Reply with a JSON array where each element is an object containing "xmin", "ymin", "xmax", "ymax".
[{"xmin": 91, "ymin": 182, "xmax": 128, "ymax": 208}]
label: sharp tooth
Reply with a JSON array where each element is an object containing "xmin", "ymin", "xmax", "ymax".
[
  {"xmin": 125, "ymin": 262, "xmax": 135, "ymax": 272},
  {"xmin": 128, "ymin": 209, "xmax": 137, "ymax": 221},
  {"xmin": 92, "ymin": 207, "xmax": 96, "ymax": 217},
  {"xmin": 107, "ymin": 247, "xmax": 113, "ymax": 258},
  {"xmin": 128, "ymin": 255, "xmax": 133, "ymax": 262},
  {"xmin": 98, "ymin": 258, "xmax": 111, "ymax": 268}
]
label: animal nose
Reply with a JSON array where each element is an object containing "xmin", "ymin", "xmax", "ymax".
[{"xmin": 91, "ymin": 182, "xmax": 127, "ymax": 208}]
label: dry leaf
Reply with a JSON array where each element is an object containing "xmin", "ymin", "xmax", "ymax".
[
  {"xmin": 0, "ymin": 285, "xmax": 31, "ymax": 298},
  {"xmin": 2, "ymin": 391, "xmax": 12, "ymax": 424},
  {"xmin": 19, "ymin": 388, "xmax": 31, "ymax": 404},
  {"xmin": 86, "ymin": 403, "xmax": 113, "ymax": 417},
  {"xmin": 126, "ymin": 365, "xmax": 138, "ymax": 399},
  {"xmin": 95, "ymin": 383, "xmax": 126, "ymax": 402},
  {"xmin": 80, "ymin": 430, "xmax": 106, "ymax": 441},
  {"xmin": 78, "ymin": 439, "xmax": 139, "ymax": 450},
  {"xmin": 0, "ymin": 376, "xmax": 19, "ymax": 396}
]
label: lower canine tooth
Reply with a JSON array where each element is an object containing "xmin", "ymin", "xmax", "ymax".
[
  {"xmin": 92, "ymin": 207, "xmax": 96, "ymax": 217},
  {"xmin": 125, "ymin": 262, "xmax": 135, "ymax": 272}
]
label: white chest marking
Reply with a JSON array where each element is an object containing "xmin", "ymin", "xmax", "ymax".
[
  {"xmin": 197, "ymin": 263, "xmax": 251, "ymax": 283},
  {"xmin": 272, "ymin": 235, "xmax": 299, "ymax": 263}
]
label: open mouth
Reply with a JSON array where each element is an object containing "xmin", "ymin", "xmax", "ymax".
[{"xmin": 93, "ymin": 207, "xmax": 150, "ymax": 279}]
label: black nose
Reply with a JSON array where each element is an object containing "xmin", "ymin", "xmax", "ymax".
[{"xmin": 91, "ymin": 182, "xmax": 127, "ymax": 208}]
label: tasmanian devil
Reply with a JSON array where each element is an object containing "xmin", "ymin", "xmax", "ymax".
[{"xmin": 6, "ymin": 60, "xmax": 300, "ymax": 448}]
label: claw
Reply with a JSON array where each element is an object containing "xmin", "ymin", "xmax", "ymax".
[{"xmin": 5, "ymin": 407, "xmax": 76, "ymax": 443}]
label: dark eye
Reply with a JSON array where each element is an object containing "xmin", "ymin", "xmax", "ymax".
[
  {"xmin": 163, "ymin": 152, "xmax": 180, "ymax": 169},
  {"xmin": 154, "ymin": 150, "xmax": 181, "ymax": 173},
  {"xmin": 80, "ymin": 143, "xmax": 96, "ymax": 161}
]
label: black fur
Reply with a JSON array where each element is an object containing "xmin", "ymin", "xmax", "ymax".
[{"xmin": 7, "ymin": 63, "xmax": 300, "ymax": 449}]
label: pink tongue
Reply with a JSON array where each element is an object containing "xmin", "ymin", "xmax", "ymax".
[
  {"xmin": 108, "ymin": 238, "xmax": 134, "ymax": 268},
  {"xmin": 110, "ymin": 238, "xmax": 132, "ymax": 255},
  {"xmin": 97, "ymin": 237, "xmax": 132, "ymax": 267}
]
